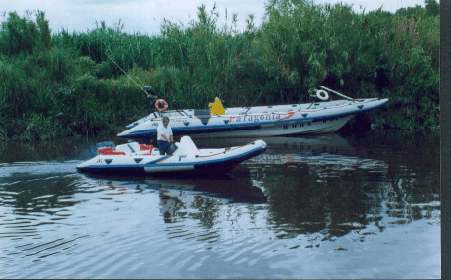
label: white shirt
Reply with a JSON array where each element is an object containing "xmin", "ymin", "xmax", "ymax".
[{"xmin": 157, "ymin": 122, "xmax": 173, "ymax": 141}]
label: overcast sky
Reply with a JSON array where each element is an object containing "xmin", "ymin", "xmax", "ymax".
[{"xmin": 0, "ymin": 0, "xmax": 426, "ymax": 35}]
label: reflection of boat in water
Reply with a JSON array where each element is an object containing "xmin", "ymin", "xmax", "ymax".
[
  {"xmin": 195, "ymin": 134, "xmax": 351, "ymax": 153},
  {"xmin": 252, "ymin": 134, "xmax": 349, "ymax": 148},
  {"xmin": 84, "ymin": 173, "xmax": 267, "ymax": 224},
  {"xmin": 84, "ymin": 174, "xmax": 267, "ymax": 204},
  {"xmin": 118, "ymin": 87, "xmax": 388, "ymax": 140},
  {"xmin": 199, "ymin": 134, "xmax": 387, "ymax": 174},
  {"xmin": 154, "ymin": 177, "xmax": 268, "ymax": 224},
  {"xmin": 77, "ymin": 136, "xmax": 266, "ymax": 176},
  {"xmin": 247, "ymin": 152, "xmax": 388, "ymax": 171},
  {"xmin": 149, "ymin": 176, "xmax": 267, "ymax": 204}
]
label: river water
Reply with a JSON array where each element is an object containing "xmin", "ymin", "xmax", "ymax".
[{"xmin": 0, "ymin": 132, "xmax": 440, "ymax": 278}]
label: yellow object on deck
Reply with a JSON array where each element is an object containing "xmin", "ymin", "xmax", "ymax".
[{"xmin": 208, "ymin": 97, "xmax": 225, "ymax": 115}]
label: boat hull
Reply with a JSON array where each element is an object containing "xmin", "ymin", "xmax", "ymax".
[
  {"xmin": 77, "ymin": 139, "xmax": 266, "ymax": 176},
  {"xmin": 124, "ymin": 115, "xmax": 354, "ymax": 140}
]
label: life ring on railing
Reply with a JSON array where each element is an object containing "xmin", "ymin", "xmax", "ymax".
[
  {"xmin": 316, "ymin": 89, "xmax": 329, "ymax": 101},
  {"xmin": 155, "ymin": 99, "xmax": 168, "ymax": 112}
]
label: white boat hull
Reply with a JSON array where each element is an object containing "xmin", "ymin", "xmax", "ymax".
[
  {"xmin": 77, "ymin": 136, "xmax": 267, "ymax": 175},
  {"xmin": 118, "ymin": 98, "xmax": 388, "ymax": 140}
]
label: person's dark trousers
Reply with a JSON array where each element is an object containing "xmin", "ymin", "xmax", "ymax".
[{"xmin": 157, "ymin": 140, "xmax": 171, "ymax": 155}]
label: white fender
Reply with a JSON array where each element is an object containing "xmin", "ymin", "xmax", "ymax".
[{"xmin": 316, "ymin": 89, "xmax": 329, "ymax": 101}]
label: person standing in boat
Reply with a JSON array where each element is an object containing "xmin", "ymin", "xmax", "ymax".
[{"xmin": 157, "ymin": 116, "xmax": 174, "ymax": 155}]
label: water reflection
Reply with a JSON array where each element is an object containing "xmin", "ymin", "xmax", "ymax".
[
  {"xmin": 243, "ymin": 136, "xmax": 439, "ymax": 241},
  {"xmin": 159, "ymin": 189, "xmax": 184, "ymax": 223},
  {"xmin": 84, "ymin": 174, "xmax": 267, "ymax": 227},
  {"xmin": 0, "ymin": 132, "xmax": 440, "ymax": 278}
]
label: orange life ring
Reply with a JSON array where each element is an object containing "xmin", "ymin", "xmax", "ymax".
[{"xmin": 155, "ymin": 99, "xmax": 168, "ymax": 112}]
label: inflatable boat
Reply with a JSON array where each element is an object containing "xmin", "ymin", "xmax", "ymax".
[
  {"xmin": 117, "ymin": 87, "xmax": 388, "ymax": 140},
  {"xmin": 77, "ymin": 136, "xmax": 266, "ymax": 175}
]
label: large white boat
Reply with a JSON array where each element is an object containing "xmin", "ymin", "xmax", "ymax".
[{"xmin": 117, "ymin": 87, "xmax": 388, "ymax": 140}]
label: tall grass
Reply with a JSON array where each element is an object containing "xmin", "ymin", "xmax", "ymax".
[{"xmin": 0, "ymin": 0, "xmax": 439, "ymax": 141}]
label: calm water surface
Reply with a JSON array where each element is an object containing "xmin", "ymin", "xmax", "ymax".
[{"xmin": 0, "ymin": 132, "xmax": 440, "ymax": 278}]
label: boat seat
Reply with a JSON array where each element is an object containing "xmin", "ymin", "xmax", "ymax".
[
  {"xmin": 173, "ymin": 136, "xmax": 199, "ymax": 156},
  {"xmin": 209, "ymin": 97, "xmax": 225, "ymax": 115},
  {"xmin": 140, "ymin": 144, "xmax": 153, "ymax": 151},
  {"xmin": 139, "ymin": 144, "xmax": 154, "ymax": 155}
]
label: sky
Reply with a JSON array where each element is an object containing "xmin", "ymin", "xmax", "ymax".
[{"xmin": 0, "ymin": 0, "xmax": 426, "ymax": 35}]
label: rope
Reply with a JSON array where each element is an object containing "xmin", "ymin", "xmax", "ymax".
[
  {"xmin": 244, "ymin": 89, "xmax": 264, "ymax": 114},
  {"xmin": 319, "ymin": 86, "xmax": 355, "ymax": 101},
  {"xmin": 195, "ymin": 146, "xmax": 241, "ymax": 158}
]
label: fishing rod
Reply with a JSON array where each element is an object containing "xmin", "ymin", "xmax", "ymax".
[{"xmin": 104, "ymin": 49, "xmax": 158, "ymax": 100}]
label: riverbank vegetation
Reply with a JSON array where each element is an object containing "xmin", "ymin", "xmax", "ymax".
[{"xmin": 0, "ymin": 0, "xmax": 439, "ymax": 141}]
